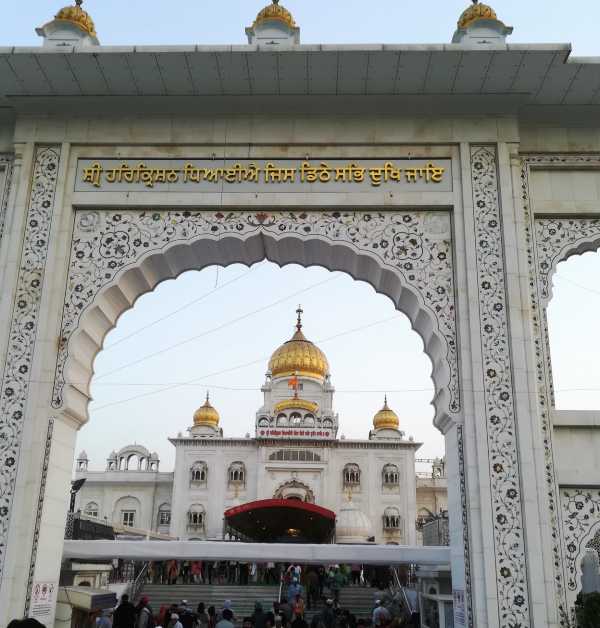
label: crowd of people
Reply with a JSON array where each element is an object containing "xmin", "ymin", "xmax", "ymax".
[
  {"xmin": 133, "ymin": 561, "xmax": 387, "ymax": 590},
  {"xmin": 96, "ymin": 564, "xmax": 418, "ymax": 628}
]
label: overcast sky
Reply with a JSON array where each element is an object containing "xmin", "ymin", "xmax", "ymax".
[{"xmin": 2, "ymin": 1, "xmax": 599, "ymax": 471}]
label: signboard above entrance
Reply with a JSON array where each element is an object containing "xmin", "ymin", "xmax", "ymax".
[{"xmin": 76, "ymin": 159, "xmax": 452, "ymax": 193}]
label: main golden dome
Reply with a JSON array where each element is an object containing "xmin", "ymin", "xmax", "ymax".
[
  {"xmin": 193, "ymin": 394, "xmax": 220, "ymax": 427},
  {"xmin": 457, "ymin": 2, "xmax": 498, "ymax": 29},
  {"xmin": 253, "ymin": 0, "xmax": 297, "ymax": 30},
  {"xmin": 268, "ymin": 307, "xmax": 329, "ymax": 381},
  {"xmin": 373, "ymin": 397, "xmax": 400, "ymax": 430},
  {"xmin": 54, "ymin": 1, "xmax": 97, "ymax": 37}
]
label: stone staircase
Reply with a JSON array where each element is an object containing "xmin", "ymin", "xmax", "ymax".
[
  {"xmin": 140, "ymin": 584, "xmax": 280, "ymax": 619},
  {"xmin": 138, "ymin": 584, "xmax": 377, "ymax": 621}
]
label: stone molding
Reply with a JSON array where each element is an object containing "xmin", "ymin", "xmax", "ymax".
[
  {"xmin": 24, "ymin": 417, "xmax": 54, "ymax": 615},
  {"xmin": 456, "ymin": 425, "xmax": 473, "ymax": 628},
  {"xmin": 0, "ymin": 146, "xmax": 61, "ymax": 587},
  {"xmin": 521, "ymin": 154, "xmax": 600, "ymax": 626},
  {"xmin": 0, "ymin": 154, "xmax": 14, "ymax": 245},
  {"xmin": 470, "ymin": 145, "xmax": 530, "ymax": 627},
  {"xmin": 52, "ymin": 209, "xmax": 459, "ymax": 426}
]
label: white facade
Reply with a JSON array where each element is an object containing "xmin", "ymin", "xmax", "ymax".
[{"xmin": 75, "ymin": 316, "xmax": 420, "ymax": 545}]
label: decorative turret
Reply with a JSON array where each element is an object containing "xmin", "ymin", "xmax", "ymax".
[
  {"xmin": 246, "ymin": 0, "xmax": 300, "ymax": 47},
  {"xmin": 37, "ymin": 0, "xmax": 100, "ymax": 47},
  {"xmin": 76, "ymin": 450, "xmax": 88, "ymax": 472},
  {"xmin": 190, "ymin": 393, "xmax": 223, "ymax": 438},
  {"xmin": 370, "ymin": 396, "xmax": 404, "ymax": 440},
  {"xmin": 452, "ymin": 1, "xmax": 512, "ymax": 45}
]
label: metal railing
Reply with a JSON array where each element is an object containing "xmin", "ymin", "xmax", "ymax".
[{"xmin": 130, "ymin": 562, "xmax": 149, "ymax": 603}]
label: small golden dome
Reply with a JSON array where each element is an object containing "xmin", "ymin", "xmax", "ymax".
[
  {"xmin": 457, "ymin": 2, "xmax": 498, "ymax": 30},
  {"xmin": 55, "ymin": 0, "xmax": 97, "ymax": 37},
  {"xmin": 373, "ymin": 396, "xmax": 400, "ymax": 431},
  {"xmin": 274, "ymin": 398, "xmax": 319, "ymax": 413},
  {"xmin": 254, "ymin": 0, "xmax": 296, "ymax": 30},
  {"xmin": 193, "ymin": 393, "xmax": 220, "ymax": 427},
  {"xmin": 268, "ymin": 307, "xmax": 329, "ymax": 381}
]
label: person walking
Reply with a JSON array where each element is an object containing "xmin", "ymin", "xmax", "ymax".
[
  {"xmin": 136, "ymin": 597, "xmax": 154, "ymax": 628},
  {"xmin": 196, "ymin": 603, "xmax": 209, "ymax": 628},
  {"xmin": 251, "ymin": 602, "xmax": 267, "ymax": 628},
  {"xmin": 216, "ymin": 609, "xmax": 234, "ymax": 628},
  {"xmin": 306, "ymin": 570, "xmax": 319, "ymax": 610},
  {"xmin": 113, "ymin": 594, "xmax": 137, "ymax": 628},
  {"xmin": 167, "ymin": 614, "xmax": 182, "ymax": 628}
]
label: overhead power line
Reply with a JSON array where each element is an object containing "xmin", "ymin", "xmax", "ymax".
[
  {"xmin": 90, "ymin": 314, "xmax": 403, "ymax": 413},
  {"xmin": 94, "ymin": 273, "xmax": 340, "ymax": 381}
]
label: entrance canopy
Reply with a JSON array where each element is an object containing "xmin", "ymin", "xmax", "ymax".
[
  {"xmin": 62, "ymin": 540, "xmax": 450, "ymax": 566},
  {"xmin": 224, "ymin": 499, "xmax": 335, "ymax": 543}
]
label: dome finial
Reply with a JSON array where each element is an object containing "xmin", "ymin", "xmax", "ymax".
[
  {"xmin": 206, "ymin": 391, "xmax": 210, "ymax": 403},
  {"xmin": 296, "ymin": 304, "xmax": 303, "ymax": 332},
  {"xmin": 75, "ymin": 0, "xmax": 83, "ymax": 6}
]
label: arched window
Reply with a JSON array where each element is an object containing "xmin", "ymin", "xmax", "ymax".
[
  {"xmin": 157, "ymin": 504, "xmax": 171, "ymax": 527},
  {"xmin": 84, "ymin": 502, "xmax": 99, "ymax": 518},
  {"xmin": 290, "ymin": 412, "xmax": 302, "ymax": 426},
  {"xmin": 228, "ymin": 461, "xmax": 246, "ymax": 486},
  {"xmin": 258, "ymin": 417, "xmax": 270, "ymax": 427},
  {"xmin": 190, "ymin": 461, "xmax": 208, "ymax": 484},
  {"xmin": 343, "ymin": 463, "xmax": 361, "ymax": 487},
  {"xmin": 187, "ymin": 504, "xmax": 206, "ymax": 530},
  {"xmin": 383, "ymin": 507, "xmax": 402, "ymax": 530},
  {"xmin": 322, "ymin": 418, "xmax": 334, "ymax": 429},
  {"xmin": 382, "ymin": 463, "xmax": 400, "ymax": 486},
  {"xmin": 277, "ymin": 413, "xmax": 288, "ymax": 426},
  {"xmin": 303, "ymin": 414, "xmax": 315, "ymax": 427}
]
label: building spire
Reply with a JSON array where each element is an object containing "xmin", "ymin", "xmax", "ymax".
[{"xmin": 296, "ymin": 304, "xmax": 303, "ymax": 332}]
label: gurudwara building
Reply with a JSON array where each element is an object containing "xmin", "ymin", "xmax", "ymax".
[
  {"xmin": 73, "ymin": 308, "xmax": 446, "ymax": 545},
  {"xmin": 3, "ymin": 0, "xmax": 600, "ymax": 626}
]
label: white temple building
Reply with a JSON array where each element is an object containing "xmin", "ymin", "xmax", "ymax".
[{"xmin": 74, "ymin": 308, "xmax": 445, "ymax": 544}]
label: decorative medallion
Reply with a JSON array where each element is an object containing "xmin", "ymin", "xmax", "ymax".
[
  {"xmin": 470, "ymin": 145, "xmax": 530, "ymax": 627},
  {"xmin": 0, "ymin": 146, "xmax": 61, "ymax": 585},
  {"xmin": 52, "ymin": 210, "xmax": 459, "ymax": 418}
]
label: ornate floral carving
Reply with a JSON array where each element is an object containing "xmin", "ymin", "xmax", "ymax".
[
  {"xmin": 52, "ymin": 209, "xmax": 459, "ymax": 416},
  {"xmin": 535, "ymin": 217, "xmax": 600, "ymax": 304},
  {"xmin": 457, "ymin": 425, "xmax": 473, "ymax": 628},
  {"xmin": 470, "ymin": 146, "xmax": 530, "ymax": 626},
  {"xmin": 24, "ymin": 417, "xmax": 54, "ymax": 615},
  {"xmin": 520, "ymin": 155, "xmax": 600, "ymax": 626},
  {"xmin": 560, "ymin": 489, "xmax": 600, "ymax": 592},
  {"xmin": 0, "ymin": 146, "xmax": 61, "ymax": 584}
]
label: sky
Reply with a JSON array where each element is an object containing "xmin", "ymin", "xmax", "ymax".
[
  {"xmin": 2, "ymin": 1, "xmax": 600, "ymax": 56},
  {"xmin": 2, "ymin": 0, "xmax": 599, "ymax": 471}
]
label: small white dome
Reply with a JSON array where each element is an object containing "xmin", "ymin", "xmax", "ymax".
[
  {"xmin": 78, "ymin": 450, "xmax": 88, "ymax": 460},
  {"xmin": 336, "ymin": 500, "xmax": 372, "ymax": 544}
]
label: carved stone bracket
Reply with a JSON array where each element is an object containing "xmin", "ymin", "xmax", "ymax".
[
  {"xmin": 52, "ymin": 209, "xmax": 460, "ymax": 424},
  {"xmin": 560, "ymin": 489, "xmax": 600, "ymax": 598},
  {"xmin": 0, "ymin": 146, "xmax": 61, "ymax": 585},
  {"xmin": 470, "ymin": 145, "xmax": 530, "ymax": 627}
]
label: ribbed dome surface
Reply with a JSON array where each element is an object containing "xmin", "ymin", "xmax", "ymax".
[
  {"xmin": 457, "ymin": 2, "xmax": 498, "ymax": 29},
  {"xmin": 254, "ymin": 0, "xmax": 296, "ymax": 29},
  {"xmin": 336, "ymin": 500, "xmax": 372, "ymax": 543},
  {"xmin": 55, "ymin": 2, "xmax": 97, "ymax": 37}
]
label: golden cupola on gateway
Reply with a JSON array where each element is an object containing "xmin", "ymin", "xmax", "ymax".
[
  {"xmin": 257, "ymin": 307, "xmax": 338, "ymax": 439},
  {"xmin": 452, "ymin": 1, "xmax": 512, "ymax": 44},
  {"xmin": 246, "ymin": 0, "xmax": 301, "ymax": 47},
  {"xmin": 37, "ymin": 0, "xmax": 100, "ymax": 47}
]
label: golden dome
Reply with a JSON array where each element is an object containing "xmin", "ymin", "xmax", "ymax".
[
  {"xmin": 268, "ymin": 307, "xmax": 329, "ymax": 381},
  {"xmin": 457, "ymin": 2, "xmax": 498, "ymax": 29},
  {"xmin": 274, "ymin": 398, "xmax": 319, "ymax": 413},
  {"xmin": 55, "ymin": 1, "xmax": 97, "ymax": 37},
  {"xmin": 253, "ymin": 0, "xmax": 296, "ymax": 30},
  {"xmin": 373, "ymin": 396, "xmax": 400, "ymax": 431},
  {"xmin": 193, "ymin": 394, "xmax": 220, "ymax": 427}
]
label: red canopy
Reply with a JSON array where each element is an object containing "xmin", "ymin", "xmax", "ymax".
[{"xmin": 224, "ymin": 498, "xmax": 336, "ymax": 543}]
